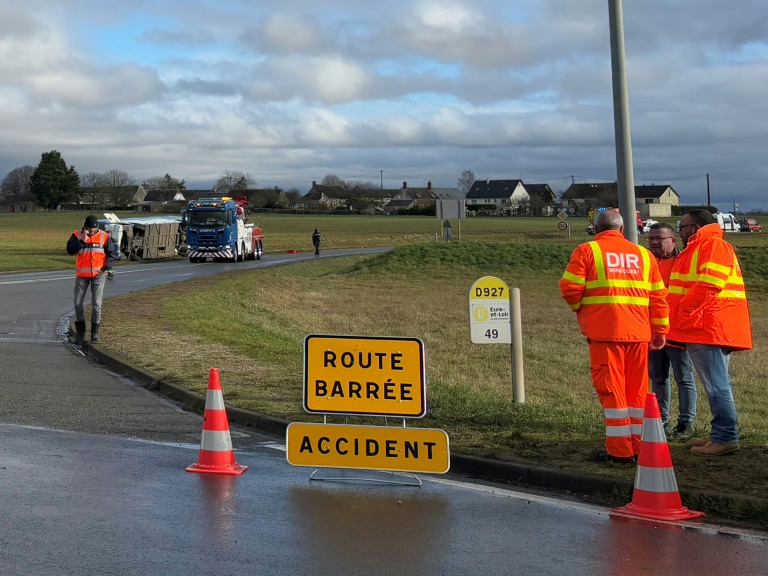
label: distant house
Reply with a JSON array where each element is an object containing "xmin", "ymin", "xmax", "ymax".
[
  {"xmin": 143, "ymin": 189, "xmax": 187, "ymax": 203},
  {"xmin": 185, "ymin": 190, "xmax": 216, "ymax": 201},
  {"xmin": 300, "ymin": 181, "xmax": 347, "ymax": 209},
  {"xmin": 561, "ymin": 182, "xmax": 678, "ymax": 217},
  {"xmin": 386, "ymin": 199, "xmax": 416, "ymax": 213},
  {"xmin": 389, "ymin": 181, "xmax": 439, "ymax": 209},
  {"xmin": 560, "ymin": 183, "xmax": 618, "ymax": 213},
  {"xmin": 0, "ymin": 194, "xmax": 42, "ymax": 213},
  {"xmin": 525, "ymin": 183, "xmax": 557, "ymax": 216},
  {"xmin": 136, "ymin": 188, "xmax": 187, "ymax": 213},
  {"xmin": 465, "ymin": 179, "xmax": 529, "ymax": 214},
  {"xmin": 79, "ymin": 185, "xmax": 145, "ymax": 209},
  {"xmin": 431, "ymin": 187, "xmax": 464, "ymax": 200},
  {"xmin": 635, "ymin": 185, "xmax": 680, "ymax": 217}
]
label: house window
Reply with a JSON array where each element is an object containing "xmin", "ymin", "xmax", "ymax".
[{"xmin": 645, "ymin": 199, "xmax": 654, "ymax": 204}]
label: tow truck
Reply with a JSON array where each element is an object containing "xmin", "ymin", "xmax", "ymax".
[{"xmin": 182, "ymin": 196, "xmax": 263, "ymax": 263}]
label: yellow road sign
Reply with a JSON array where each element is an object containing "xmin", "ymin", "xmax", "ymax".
[
  {"xmin": 304, "ymin": 335, "xmax": 426, "ymax": 417},
  {"xmin": 286, "ymin": 423, "xmax": 450, "ymax": 474}
]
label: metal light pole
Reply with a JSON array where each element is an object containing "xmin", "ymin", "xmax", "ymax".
[{"xmin": 608, "ymin": 0, "xmax": 638, "ymax": 243}]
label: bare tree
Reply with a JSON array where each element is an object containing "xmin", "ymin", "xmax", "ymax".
[
  {"xmin": 102, "ymin": 169, "xmax": 135, "ymax": 187},
  {"xmin": 81, "ymin": 172, "xmax": 106, "ymax": 187},
  {"xmin": 215, "ymin": 170, "xmax": 255, "ymax": 194},
  {"xmin": 143, "ymin": 174, "xmax": 186, "ymax": 190},
  {"xmin": 320, "ymin": 174, "xmax": 346, "ymax": 188},
  {"xmin": 1, "ymin": 165, "xmax": 35, "ymax": 196},
  {"xmin": 285, "ymin": 187, "xmax": 301, "ymax": 208},
  {"xmin": 457, "ymin": 169, "xmax": 475, "ymax": 195},
  {"xmin": 343, "ymin": 179, "xmax": 378, "ymax": 210}
]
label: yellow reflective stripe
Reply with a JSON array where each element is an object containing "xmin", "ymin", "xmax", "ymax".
[
  {"xmin": 699, "ymin": 274, "xmax": 726, "ymax": 288},
  {"xmin": 649, "ymin": 281, "xmax": 665, "ymax": 291},
  {"xmin": 727, "ymin": 276, "xmax": 745, "ymax": 287},
  {"xmin": 569, "ymin": 303, "xmax": 581, "ymax": 310},
  {"xmin": 717, "ymin": 290, "xmax": 747, "ymax": 299},
  {"xmin": 585, "ymin": 279, "xmax": 651, "ymax": 289},
  {"xmin": 589, "ymin": 242, "xmax": 606, "ymax": 280},
  {"xmin": 561, "ymin": 271, "xmax": 586, "ymax": 285},
  {"xmin": 673, "ymin": 273, "xmax": 701, "ymax": 282},
  {"xmin": 668, "ymin": 286, "xmax": 687, "ymax": 294},
  {"xmin": 702, "ymin": 261, "xmax": 731, "ymax": 275},
  {"xmin": 78, "ymin": 247, "xmax": 106, "ymax": 254},
  {"xmin": 688, "ymin": 248, "xmax": 700, "ymax": 274},
  {"xmin": 581, "ymin": 296, "xmax": 650, "ymax": 306},
  {"xmin": 641, "ymin": 248, "xmax": 651, "ymax": 283},
  {"xmin": 651, "ymin": 317, "xmax": 669, "ymax": 326}
]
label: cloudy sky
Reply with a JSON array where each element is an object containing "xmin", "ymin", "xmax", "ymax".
[{"xmin": 1, "ymin": 0, "xmax": 767, "ymax": 208}]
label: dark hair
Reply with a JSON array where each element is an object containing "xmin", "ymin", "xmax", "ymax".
[
  {"xmin": 649, "ymin": 222, "xmax": 675, "ymax": 233},
  {"xmin": 685, "ymin": 209, "xmax": 716, "ymax": 227}
]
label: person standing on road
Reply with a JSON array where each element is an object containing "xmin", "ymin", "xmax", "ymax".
[
  {"xmin": 66, "ymin": 215, "xmax": 120, "ymax": 343},
  {"xmin": 312, "ymin": 228, "xmax": 321, "ymax": 256},
  {"xmin": 646, "ymin": 223, "xmax": 697, "ymax": 439},
  {"xmin": 560, "ymin": 211, "xmax": 669, "ymax": 463},
  {"xmin": 669, "ymin": 210, "xmax": 753, "ymax": 456}
]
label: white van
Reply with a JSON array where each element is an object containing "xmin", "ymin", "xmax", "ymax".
[
  {"xmin": 642, "ymin": 219, "xmax": 659, "ymax": 234},
  {"xmin": 675, "ymin": 213, "xmax": 740, "ymax": 234},
  {"xmin": 715, "ymin": 213, "xmax": 740, "ymax": 233}
]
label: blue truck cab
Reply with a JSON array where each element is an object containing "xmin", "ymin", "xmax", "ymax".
[{"xmin": 182, "ymin": 197, "xmax": 259, "ymax": 263}]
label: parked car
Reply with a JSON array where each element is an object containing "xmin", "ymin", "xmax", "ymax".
[
  {"xmin": 642, "ymin": 219, "xmax": 659, "ymax": 234},
  {"xmin": 738, "ymin": 218, "xmax": 762, "ymax": 233}
]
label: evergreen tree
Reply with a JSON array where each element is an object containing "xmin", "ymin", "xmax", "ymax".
[{"xmin": 30, "ymin": 150, "xmax": 80, "ymax": 209}]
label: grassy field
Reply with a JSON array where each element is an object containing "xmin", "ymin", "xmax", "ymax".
[{"xmin": 5, "ymin": 211, "xmax": 768, "ymax": 523}]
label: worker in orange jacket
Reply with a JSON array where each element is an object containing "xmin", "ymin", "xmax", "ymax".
[
  {"xmin": 669, "ymin": 210, "xmax": 752, "ymax": 456},
  {"xmin": 560, "ymin": 210, "xmax": 669, "ymax": 463}
]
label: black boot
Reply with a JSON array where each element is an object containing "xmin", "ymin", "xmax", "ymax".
[
  {"xmin": 69, "ymin": 321, "xmax": 86, "ymax": 344},
  {"xmin": 91, "ymin": 322, "xmax": 101, "ymax": 343}
]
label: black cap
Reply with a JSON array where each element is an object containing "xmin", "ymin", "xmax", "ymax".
[{"xmin": 84, "ymin": 215, "xmax": 99, "ymax": 228}]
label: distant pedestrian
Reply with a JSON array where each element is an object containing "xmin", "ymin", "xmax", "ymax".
[
  {"xmin": 312, "ymin": 229, "xmax": 321, "ymax": 256},
  {"xmin": 646, "ymin": 223, "xmax": 697, "ymax": 439},
  {"xmin": 669, "ymin": 210, "xmax": 753, "ymax": 456},
  {"xmin": 560, "ymin": 211, "xmax": 669, "ymax": 463},
  {"xmin": 66, "ymin": 215, "xmax": 120, "ymax": 343}
]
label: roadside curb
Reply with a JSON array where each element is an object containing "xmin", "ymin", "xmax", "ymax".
[{"xmin": 80, "ymin": 337, "xmax": 766, "ymax": 525}]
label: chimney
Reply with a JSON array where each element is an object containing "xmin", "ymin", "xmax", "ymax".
[
  {"xmin": 427, "ymin": 181, "xmax": 432, "ymax": 191},
  {"xmin": 403, "ymin": 181, "xmax": 407, "ymax": 189},
  {"xmin": 312, "ymin": 181, "xmax": 316, "ymax": 187}
]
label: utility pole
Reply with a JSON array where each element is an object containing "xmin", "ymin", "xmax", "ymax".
[
  {"xmin": 707, "ymin": 173, "xmax": 711, "ymax": 206},
  {"xmin": 608, "ymin": 0, "xmax": 638, "ymax": 244},
  {"xmin": 381, "ymin": 170, "xmax": 383, "ymax": 190}
]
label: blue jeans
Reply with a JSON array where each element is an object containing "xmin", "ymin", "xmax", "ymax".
[
  {"xmin": 687, "ymin": 344, "xmax": 740, "ymax": 445},
  {"xmin": 649, "ymin": 345, "xmax": 697, "ymax": 428},
  {"xmin": 74, "ymin": 273, "xmax": 106, "ymax": 324}
]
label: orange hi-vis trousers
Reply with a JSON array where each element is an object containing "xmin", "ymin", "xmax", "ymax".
[{"xmin": 588, "ymin": 341, "xmax": 648, "ymax": 459}]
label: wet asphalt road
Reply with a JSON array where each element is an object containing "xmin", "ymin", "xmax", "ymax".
[{"xmin": 1, "ymin": 250, "xmax": 768, "ymax": 575}]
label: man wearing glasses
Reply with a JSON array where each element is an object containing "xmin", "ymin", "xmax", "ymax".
[
  {"xmin": 646, "ymin": 223, "xmax": 697, "ymax": 439},
  {"xmin": 66, "ymin": 215, "xmax": 121, "ymax": 344},
  {"xmin": 668, "ymin": 210, "xmax": 753, "ymax": 456}
]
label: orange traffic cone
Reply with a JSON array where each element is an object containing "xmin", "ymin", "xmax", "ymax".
[
  {"xmin": 186, "ymin": 368, "xmax": 248, "ymax": 476},
  {"xmin": 612, "ymin": 393, "xmax": 703, "ymax": 521}
]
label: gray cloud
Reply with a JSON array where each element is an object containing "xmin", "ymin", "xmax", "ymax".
[{"xmin": 1, "ymin": 0, "xmax": 768, "ymax": 210}]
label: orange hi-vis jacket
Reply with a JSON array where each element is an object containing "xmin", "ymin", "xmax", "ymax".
[
  {"xmin": 560, "ymin": 230, "xmax": 670, "ymax": 342},
  {"xmin": 655, "ymin": 248, "xmax": 679, "ymax": 287},
  {"xmin": 74, "ymin": 229, "xmax": 108, "ymax": 278},
  {"xmin": 667, "ymin": 223, "xmax": 752, "ymax": 350}
]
